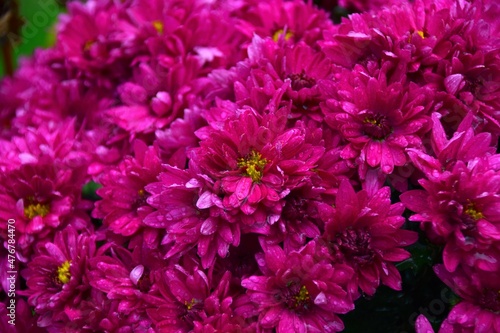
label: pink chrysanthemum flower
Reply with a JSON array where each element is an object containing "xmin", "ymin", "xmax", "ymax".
[
  {"xmin": 37, "ymin": 287, "xmax": 155, "ymax": 333},
  {"xmin": 401, "ymin": 156, "xmax": 500, "ymax": 272},
  {"xmin": 431, "ymin": 265, "xmax": 500, "ymax": 332},
  {"xmin": 127, "ymin": 0, "xmax": 248, "ymax": 68},
  {"xmin": 0, "ymin": 163, "xmax": 89, "ymax": 262},
  {"xmin": 241, "ymin": 241, "xmax": 354, "ymax": 333},
  {"xmin": 56, "ymin": 0, "xmax": 134, "ymax": 84},
  {"xmin": 21, "ymin": 227, "xmax": 97, "ymax": 328},
  {"xmin": 155, "ymin": 107, "xmax": 206, "ymax": 168},
  {"xmin": 6, "ymin": 62, "xmax": 114, "ymax": 132},
  {"xmin": 230, "ymin": 36, "xmax": 334, "ymax": 122},
  {"xmin": 1, "ymin": 120, "xmax": 92, "ymax": 173},
  {"xmin": 93, "ymin": 141, "xmax": 161, "ymax": 241},
  {"xmin": 321, "ymin": 180, "xmax": 418, "ymax": 296},
  {"xmin": 147, "ymin": 264, "xmax": 247, "ymax": 332},
  {"xmin": 88, "ymin": 243, "xmax": 165, "ymax": 316},
  {"xmin": 190, "ymin": 106, "xmax": 324, "ymax": 229},
  {"xmin": 321, "ymin": 67, "xmax": 431, "ymax": 174},
  {"xmin": 275, "ymin": 186, "xmax": 323, "ymax": 251},
  {"xmin": 104, "ymin": 56, "xmax": 203, "ymax": 137},
  {"xmin": 144, "ymin": 163, "xmax": 240, "ymax": 268},
  {"xmin": 212, "ymin": 233, "xmax": 261, "ymax": 286},
  {"xmin": 236, "ymin": 0, "xmax": 334, "ymax": 46},
  {"xmin": 431, "ymin": 48, "xmax": 500, "ymax": 137},
  {"xmin": 339, "ymin": 0, "xmax": 401, "ymax": 12},
  {"xmin": 408, "ymin": 112, "xmax": 497, "ymax": 179},
  {"xmin": 0, "ymin": 51, "xmax": 127, "ymax": 177}
]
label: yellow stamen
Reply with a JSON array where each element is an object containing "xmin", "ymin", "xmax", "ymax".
[
  {"xmin": 138, "ymin": 189, "xmax": 145, "ymax": 196},
  {"xmin": 57, "ymin": 260, "xmax": 71, "ymax": 284},
  {"xmin": 465, "ymin": 201, "xmax": 484, "ymax": 220},
  {"xmin": 294, "ymin": 285, "xmax": 310, "ymax": 307},
  {"xmin": 364, "ymin": 118, "xmax": 379, "ymax": 126},
  {"xmin": 238, "ymin": 151, "xmax": 268, "ymax": 182},
  {"xmin": 184, "ymin": 298, "xmax": 196, "ymax": 310},
  {"xmin": 24, "ymin": 202, "xmax": 49, "ymax": 219},
  {"xmin": 408, "ymin": 30, "xmax": 425, "ymax": 42},
  {"xmin": 83, "ymin": 40, "xmax": 94, "ymax": 51},
  {"xmin": 272, "ymin": 29, "xmax": 293, "ymax": 42},
  {"xmin": 152, "ymin": 20, "xmax": 164, "ymax": 34}
]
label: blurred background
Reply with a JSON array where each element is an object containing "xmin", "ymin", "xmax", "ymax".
[{"xmin": 0, "ymin": 0, "xmax": 63, "ymax": 77}]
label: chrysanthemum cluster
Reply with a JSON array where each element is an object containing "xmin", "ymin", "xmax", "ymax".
[{"xmin": 0, "ymin": 0, "xmax": 499, "ymax": 332}]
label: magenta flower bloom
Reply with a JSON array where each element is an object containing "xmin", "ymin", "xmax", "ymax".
[
  {"xmin": 190, "ymin": 106, "xmax": 324, "ymax": 229},
  {"xmin": 407, "ymin": 112, "xmax": 497, "ymax": 181},
  {"xmin": 230, "ymin": 36, "xmax": 334, "ymax": 122},
  {"xmin": 339, "ymin": 0, "xmax": 401, "ymax": 12},
  {"xmin": 432, "ymin": 265, "xmax": 500, "ymax": 332},
  {"xmin": 319, "ymin": 0, "xmax": 466, "ymax": 69},
  {"xmin": 39, "ymin": 288, "xmax": 154, "ymax": 332},
  {"xmin": 241, "ymin": 241, "xmax": 354, "ymax": 332},
  {"xmin": 88, "ymin": 243, "xmax": 166, "ymax": 316},
  {"xmin": 401, "ymin": 156, "xmax": 500, "ymax": 272},
  {"xmin": 56, "ymin": 0, "xmax": 133, "ymax": 83},
  {"xmin": 0, "ymin": 163, "xmax": 89, "ymax": 262},
  {"xmin": 155, "ymin": 107, "xmax": 206, "ymax": 168},
  {"xmin": 2, "ymin": 120, "xmax": 93, "ymax": 172},
  {"xmin": 237, "ymin": 0, "xmax": 334, "ymax": 46},
  {"xmin": 276, "ymin": 186, "xmax": 322, "ymax": 251},
  {"xmin": 321, "ymin": 180, "xmax": 418, "ymax": 296},
  {"xmin": 127, "ymin": 0, "xmax": 249, "ymax": 68},
  {"xmin": 431, "ymin": 49, "xmax": 500, "ymax": 137},
  {"xmin": 147, "ymin": 265, "xmax": 247, "ymax": 332},
  {"xmin": 321, "ymin": 68, "xmax": 431, "ymax": 174},
  {"xmin": 21, "ymin": 227, "xmax": 97, "ymax": 328},
  {"xmin": 93, "ymin": 141, "xmax": 161, "ymax": 239},
  {"xmin": 104, "ymin": 56, "xmax": 203, "ymax": 136},
  {"xmin": 144, "ymin": 163, "xmax": 240, "ymax": 268}
]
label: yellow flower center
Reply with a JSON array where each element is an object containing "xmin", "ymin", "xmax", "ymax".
[
  {"xmin": 238, "ymin": 151, "xmax": 267, "ymax": 182},
  {"xmin": 362, "ymin": 114, "xmax": 392, "ymax": 140},
  {"xmin": 408, "ymin": 30, "xmax": 425, "ymax": 42},
  {"xmin": 272, "ymin": 29, "xmax": 293, "ymax": 42},
  {"xmin": 294, "ymin": 285, "xmax": 311, "ymax": 307},
  {"xmin": 24, "ymin": 202, "xmax": 50, "ymax": 219},
  {"xmin": 184, "ymin": 298, "xmax": 196, "ymax": 310},
  {"xmin": 364, "ymin": 118, "xmax": 379, "ymax": 126},
  {"xmin": 138, "ymin": 189, "xmax": 145, "ymax": 196},
  {"xmin": 57, "ymin": 260, "xmax": 71, "ymax": 284},
  {"xmin": 152, "ymin": 20, "xmax": 164, "ymax": 34},
  {"xmin": 465, "ymin": 202, "xmax": 484, "ymax": 221},
  {"xmin": 83, "ymin": 40, "xmax": 94, "ymax": 51}
]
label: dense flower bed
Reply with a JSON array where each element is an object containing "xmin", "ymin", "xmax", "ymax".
[{"xmin": 0, "ymin": 0, "xmax": 499, "ymax": 332}]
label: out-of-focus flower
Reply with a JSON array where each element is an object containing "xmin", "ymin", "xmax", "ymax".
[
  {"xmin": 0, "ymin": 163, "xmax": 89, "ymax": 262},
  {"xmin": 236, "ymin": 0, "xmax": 334, "ymax": 46}
]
